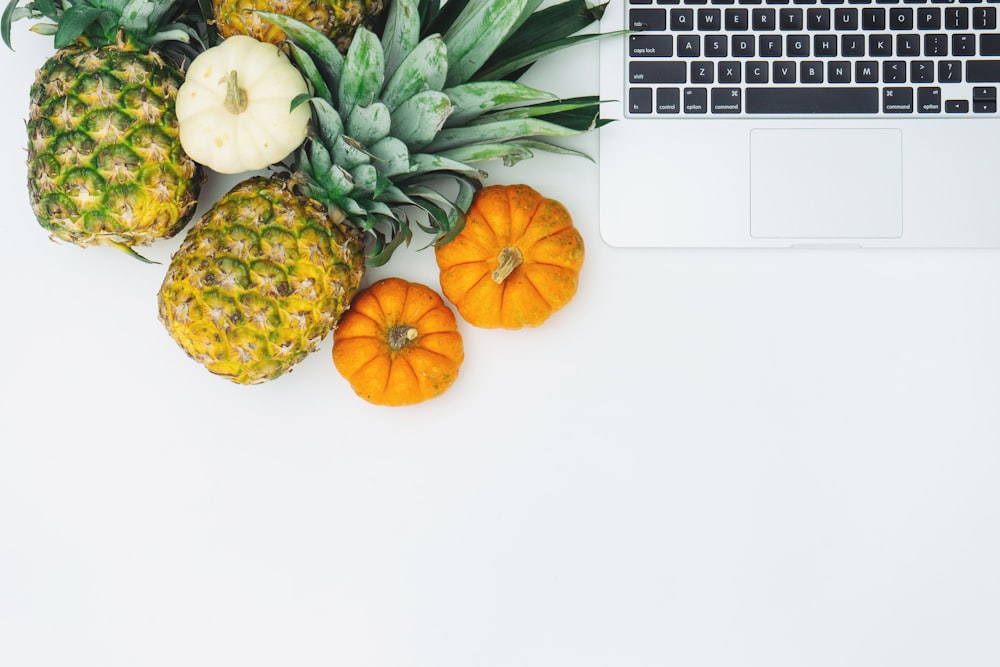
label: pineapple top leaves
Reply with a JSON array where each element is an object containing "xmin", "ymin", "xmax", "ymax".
[
  {"xmin": 257, "ymin": 0, "xmax": 611, "ymax": 267},
  {"xmin": 2, "ymin": 0, "xmax": 203, "ymax": 56}
]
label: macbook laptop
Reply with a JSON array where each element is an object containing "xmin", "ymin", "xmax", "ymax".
[{"xmin": 598, "ymin": 0, "xmax": 1000, "ymax": 248}]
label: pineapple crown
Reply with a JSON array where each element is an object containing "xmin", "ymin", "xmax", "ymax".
[
  {"xmin": 1, "ymin": 0, "xmax": 205, "ymax": 56},
  {"xmin": 262, "ymin": 0, "xmax": 613, "ymax": 266}
]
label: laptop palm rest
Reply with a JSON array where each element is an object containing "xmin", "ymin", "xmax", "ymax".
[{"xmin": 749, "ymin": 128, "xmax": 903, "ymax": 240}]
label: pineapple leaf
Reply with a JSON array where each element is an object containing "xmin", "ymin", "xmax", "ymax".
[
  {"xmin": 473, "ymin": 96, "xmax": 603, "ymax": 125},
  {"xmin": 339, "ymin": 28, "xmax": 385, "ymax": 118},
  {"xmin": 380, "ymin": 33, "xmax": 447, "ymax": 112},
  {"xmin": 285, "ymin": 40, "xmax": 332, "ymax": 102},
  {"xmin": 390, "ymin": 90, "xmax": 453, "ymax": 150},
  {"xmin": 479, "ymin": 0, "xmax": 608, "ymax": 80},
  {"xmin": 510, "ymin": 138, "xmax": 596, "ymax": 162},
  {"xmin": 405, "ymin": 153, "xmax": 486, "ymax": 181},
  {"xmin": 425, "ymin": 117, "xmax": 585, "ymax": 153},
  {"xmin": 419, "ymin": 0, "xmax": 468, "ymax": 37},
  {"xmin": 333, "ymin": 135, "xmax": 374, "ymax": 171},
  {"xmin": 442, "ymin": 0, "xmax": 542, "ymax": 87},
  {"xmin": 369, "ymin": 136, "xmax": 411, "ymax": 177},
  {"xmin": 437, "ymin": 142, "xmax": 534, "ymax": 166},
  {"xmin": 474, "ymin": 31, "xmax": 621, "ymax": 82},
  {"xmin": 53, "ymin": 5, "xmax": 104, "ymax": 48},
  {"xmin": 256, "ymin": 11, "xmax": 343, "ymax": 89},
  {"xmin": 381, "ymin": 0, "xmax": 420, "ymax": 81},
  {"xmin": 443, "ymin": 81, "xmax": 557, "ymax": 126},
  {"xmin": 367, "ymin": 225, "xmax": 411, "ymax": 267},
  {"xmin": 302, "ymin": 96, "xmax": 345, "ymax": 149},
  {"xmin": 346, "ymin": 102, "xmax": 392, "ymax": 146}
]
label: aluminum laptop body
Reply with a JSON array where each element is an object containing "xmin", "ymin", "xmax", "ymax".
[{"xmin": 599, "ymin": 0, "xmax": 1000, "ymax": 248}]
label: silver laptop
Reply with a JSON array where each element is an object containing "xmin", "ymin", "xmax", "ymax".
[{"xmin": 599, "ymin": 0, "xmax": 1000, "ymax": 248}]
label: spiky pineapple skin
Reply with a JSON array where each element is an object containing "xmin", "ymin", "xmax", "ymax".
[
  {"xmin": 211, "ymin": 0, "xmax": 385, "ymax": 53},
  {"xmin": 27, "ymin": 45, "xmax": 201, "ymax": 249},
  {"xmin": 158, "ymin": 175, "xmax": 366, "ymax": 385}
]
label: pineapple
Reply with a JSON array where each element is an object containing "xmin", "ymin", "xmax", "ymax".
[
  {"xmin": 210, "ymin": 0, "xmax": 385, "ymax": 53},
  {"xmin": 157, "ymin": 0, "xmax": 611, "ymax": 384},
  {"xmin": 3, "ymin": 0, "xmax": 206, "ymax": 258}
]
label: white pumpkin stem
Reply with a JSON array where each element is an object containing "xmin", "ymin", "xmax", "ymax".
[
  {"xmin": 222, "ymin": 71, "xmax": 249, "ymax": 114},
  {"xmin": 492, "ymin": 246, "xmax": 523, "ymax": 284}
]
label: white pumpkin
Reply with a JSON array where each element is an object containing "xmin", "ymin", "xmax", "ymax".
[{"xmin": 176, "ymin": 35, "xmax": 311, "ymax": 174}]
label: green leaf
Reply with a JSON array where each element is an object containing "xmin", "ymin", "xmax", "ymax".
[
  {"xmin": 421, "ymin": 0, "xmax": 467, "ymax": 37},
  {"xmin": 475, "ymin": 31, "xmax": 621, "ymax": 82},
  {"xmin": 425, "ymin": 117, "xmax": 583, "ymax": 153},
  {"xmin": 366, "ymin": 226, "xmax": 410, "ymax": 267},
  {"xmin": 481, "ymin": 0, "xmax": 607, "ymax": 78},
  {"xmin": 339, "ymin": 27, "xmax": 385, "ymax": 118},
  {"xmin": 346, "ymin": 102, "xmax": 391, "ymax": 146},
  {"xmin": 285, "ymin": 40, "xmax": 331, "ymax": 102},
  {"xmin": 381, "ymin": 0, "xmax": 420, "ymax": 81},
  {"xmin": 473, "ymin": 96, "xmax": 602, "ymax": 125},
  {"xmin": 305, "ymin": 97, "xmax": 345, "ymax": 149},
  {"xmin": 442, "ymin": 0, "xmax": 542, "ymax": 87},
  {"xmin": 333, "ymin": 135, "xmax": 373, "ymax": 171},
  {"xmin": 369, "ymin": 137, "xmax": 412, "ymax": 177},
  {"xmin": 510, "ymin": 138, "xmax": 595, "ymax": 162},
  {"xmin": 406, "ymin": 153, "xmax": 486, "ymax": 181},
  {"xmin": 437, "ymin": 142, "xmax": 534, "ymax": 166},
  {"xmin": 350, "ymin": 164, "xmax": 379, "ymax": 198},
  {"xmin": 443, "ymin": 81, "xmax": 556, "ymax": 126},
  {"xmin": 53, "ymin": 5, "xmax": 103, "ymax": 48},
  {"xmin": 390, "ymin": 90, "xmax": 453, "ymax": 150},
  {"xmin": 380, "ymin": 34, "xmax": 448, "ymax": 112},
  {"xmin": 256, "ymin": 11, "xmax": 343, "ymax": 89}
]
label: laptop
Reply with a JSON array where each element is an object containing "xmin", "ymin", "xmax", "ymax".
[{"xmin": 598, "ymin": 0, "xmax": 1000, "ymax": 248}]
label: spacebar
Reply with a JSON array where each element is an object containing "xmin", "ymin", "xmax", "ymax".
[{"xmin": 745, "ymin": 88, "xmax": 879, "ymax": 114}]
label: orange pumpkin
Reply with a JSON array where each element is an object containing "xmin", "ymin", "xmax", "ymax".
[
  {"xmin": 435, "ymin": 184, "xmax": 584, "ymax": 329},
  {"xmin": 332, "ymin": 278, "xmax": 464, "ymax": 406}
]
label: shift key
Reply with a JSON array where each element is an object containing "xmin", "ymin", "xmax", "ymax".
[
  {"xmin": 967, "ymin": 60, "xmax": 1000, "ymax": 82},
  {"xmin": 629, "ymin": 61, "xmax": 687, "ymax": 84}
]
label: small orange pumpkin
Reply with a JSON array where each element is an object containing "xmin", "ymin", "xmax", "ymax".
[
  {"xmin": 435, "ymin": 184, "xmax": 584, "ymax": 329},
  {"xmin": 332, "ymin": 278, "xmax": 464, "ymax": 406}
]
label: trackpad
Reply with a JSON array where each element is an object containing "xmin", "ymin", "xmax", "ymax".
[{"xmin": 750, "ymin": 128, "xmax": 903, "ymax": 239}]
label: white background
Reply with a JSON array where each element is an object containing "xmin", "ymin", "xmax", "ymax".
[{"xmin": 3, "ymin": 13, "xmax": 1000, "ymax": 667}]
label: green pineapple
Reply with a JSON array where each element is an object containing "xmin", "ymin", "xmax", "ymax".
[
  {"xmin": 157, "ymin": 0, "xmax": 611, "ymax": 384},
  {"xmin": 3, "ymin": 0, "xmax": 205, "ymax": 258},
  {"xmin": 210, "ymin": 0, "xmax": 385, "ymax": 53}
]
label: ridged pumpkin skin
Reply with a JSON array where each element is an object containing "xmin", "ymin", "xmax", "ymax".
[
  {"xmin": 333, "ymin": 278, "xmax": 464, "ymax": 406},
  {"xmin": 435, "ymin": 184, "xmax": 584, "ymax": 329}
]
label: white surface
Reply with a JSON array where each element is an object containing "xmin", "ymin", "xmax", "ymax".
[{"xmin": 3, "ymin": 23, "xmax": 1000, "ymax": 667}]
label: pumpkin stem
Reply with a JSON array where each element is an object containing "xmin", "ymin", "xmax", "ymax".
[
  {"xmin": 222, "ymin": 70, "xmax": 249, "ymax": 115},
  {"xmin": 492, "ymin": 246, "xmax": 523, "ymax": 284},
  {"xmin": 388, "ymin": 325, "xmax": 418, "ymax": 351}
]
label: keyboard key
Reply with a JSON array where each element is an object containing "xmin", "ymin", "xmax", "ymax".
[
  {"xmin": 801, "ymin": 60, "xmax": 825, "ymax": 81},
  {"xmin": 952, "ymin": 33, "xmax": 976, "ymax": 56},
  {"xmin": 699, "ymin": 8, "xmax": 724, "ymax": 28},
  {"xmin": 747, "ymin": 60, "xmax": 771, "ymax": 81},
  {"xmin": 745, "ymin": 86, "xmax": 879, "ymax": 112},
  {"xmin": 980, "ymin": 33, "xmax": 1000, "ymax": 56},
  {"xmin": 760, "ymin": 35, "xmax": 784, "ymax": 55},
  {"xmin": 973, "ymin": 6, "xmax": 997, "ymax": 29},
  {"xmin": 924, "ymin": 33, "xmax": 948, "ymax": 56},
  {"xmin": 788, "ymin": 34, "xmax": 811, "ymax": 55},
  {"xmin": 815, "ymin": 34, "xmax": 839, "ymax": 54},
  {"xmin": 828, "ymin": 60, "xmax": 853, "ymax": 81},
  {"xmin": 678, "ymin": 35, "xmax": 701, "ymax": 56},
  {"xmin": 711, "ymin": 87, "xmax": 743, "ymax": 112},
  {"xmin": 945, "ymin": 6, "xmax": 969, "ymax": 27},
  {"xmin": 889, "ymin": 7, "xmax": 914, "ymax": 27},
  {"xmin": 856, "ymin": 60, "xmax": 879, "ymax": 81},
  {"xmin": 706, "ymin": 35, "xmax": 729, "ymax": 55},
  {"xmin": 672, "ymin": 8, "xmax": 696, "ymax": 29},
  {"xmin": 917, "ymin": 7, "xmax": 941, "ymax": 28},
  {"xmin": 939, "ymin": 59, "xmax": 962, "ymax": 81},
  {"xmin": 630, "ymin": 87, "xmax": 654, "ymax": 113},
  {"xmin": 968, "ymin": 60, "xmax": 1000, "ymax": 81},
  {"xmin": 869, "ymin": 34, "xmax": 893, "ymax": 55},
  {"xmin": 692, "ymin": 61, "xmax": 715, "ymax": 82},
  {"xmin": 684, "ymin": 88, "xmax": 709, "ymax": 113},
  {"xmin": 733, "ymin": 34, "xmax": 757, "ymax": 55},
  {"xmin": 808, "ymin": 7, "xmax": 833, "ymax": 27},
  {"xmin": 781, "ymin": 8, "xmax": 805, "ymax": 28},
  {"xmin": 896, "ymin": 33, "xmax": 920, "ymax": 56},
  {"xmin": 719, "ymin": 60, "xmax": 743, "ymax": 81},
  {"xmin": 862, "ymin": 7, "xmax": 886, "ymax": 28},
  {"xmin": 630, "ymin": 61, "xmax": 688, "ymax": 83},
  {"xmin": 945, "ymin": 99, "xmax": 970, "ymax": 113},
  {"xmin": 911, "ymin": 60, "xmax": 934, "ymax": 82},
  {"xmin": 631, "ymin": 8, "xmax": 668, "ymax": 30},
  {"xmin": 883, "ymin": 87, "xmax": 914, "ymax": 112},
  {"xmin": 753, "ymin": 7, "xmax": 778, "ymax": 27},
  {"xmin": 774, "ymin": 61, "xmax": 798, "ymax": 81},
  {"xmin": 725, "ymin": 7, "xmax": 750, "ymax": 28},
  {"xmin": 917, "ymin": 86, "xmax": 943, "ymax": 113},
  {"xmin": 842, "ymin": 34, "xmax": 866, "ymax": 55},
  {"xmin": 835, "ymin": 7, "xmax": 860, "ymax": 27},
  {"xmin": 656, "ymin": 87, "xmax": 681, "ymax": 113},
  {"xmin": 630, "ymin": 35, "xmax": 674, "ymax": 57},
  {"xmin": 883, "ymin": 60, "xmax": 907, "ymax": 82}
]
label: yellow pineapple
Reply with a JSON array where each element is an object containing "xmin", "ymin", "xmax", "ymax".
[
  {"xmin": 210, "ymin": 0, "xmax": 385, "ymax": 53},
  {"xmin": 5, "ymin": 0, "xmax": 204, "ymax": 257}
]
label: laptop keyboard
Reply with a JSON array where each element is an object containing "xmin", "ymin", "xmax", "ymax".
[{"xmin": 627, "ymin": 0, "xmax": 1000, "ymax": 115}]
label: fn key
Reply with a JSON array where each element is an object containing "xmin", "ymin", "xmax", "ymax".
[{"xmin": 630, "ymin": 88, "xmax": 653, "ymax": 114}]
